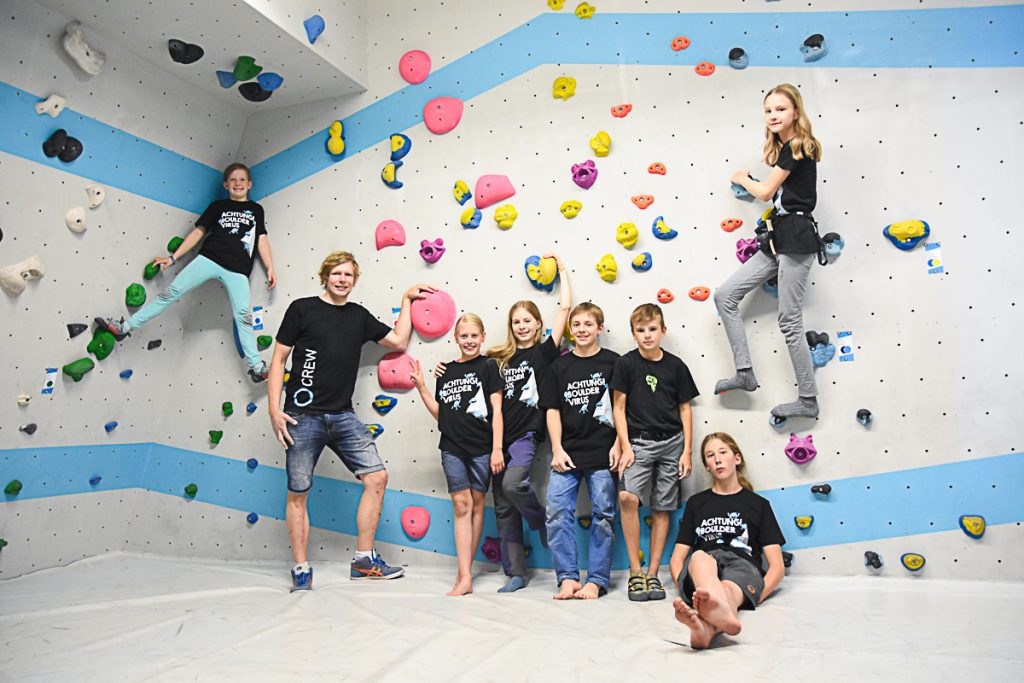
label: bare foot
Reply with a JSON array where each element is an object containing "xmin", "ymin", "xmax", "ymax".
[
  {"xmin": 447, "ymin": 576, "xmax": 473, "ymax": 597},
  {"xmin": 553, "ymin": 579, "xmax": 582, "ymax": 600},
  {"xmin": 573, "ymin": 582, "xmax": 603, "ymax": 600},
  {"xmin": 673, "ymin": 598, "xmax": 716, "ymax": 650},
  {"xmin": 692, "ymin": 588, "xmax": 741, "ymax": 635}
]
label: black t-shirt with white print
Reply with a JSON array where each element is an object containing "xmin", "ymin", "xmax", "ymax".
[
  {"xmin": 276, "ymin": 297, "xmax": 391, "ymax": 415},
  {"xmin": 435, "ymin": 355, "xmax": 503, "ymax": 457},
  {"xmin": 771, "ymin": 142, "xmax": 819, "ymax": 254},
  {"xmin": 611, "ymin": 349, "xmax": 699, "ymax": 439},
  {"xmin": 196, "ymin": 199, "xmax": 267, "ymax": 275},
  {"xmin": 539, "ymin": 348, "xmax": 619, "ymax": 471},
  {"xmin": 499, "ymin": 337, "xmax": 561, "ymax": 448},
  {"xmin": 676, "ymin": 488, "xmax": 786, "ymax": 575}
]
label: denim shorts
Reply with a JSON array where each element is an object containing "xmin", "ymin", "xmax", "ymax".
[
  {"xmin": 284, "ymin": 410, "xmax": 385, "ymax": 493},
  {"xmin": 441, "ymin": 451, "xmax": 491, "ymax": 494},
  {"xmin": 678, "ymin": 548, "xmax": 764, "ymax": 611},
  {"xmin": 619, "ymin": 431, "xmax": 685, "ymax": 511}
]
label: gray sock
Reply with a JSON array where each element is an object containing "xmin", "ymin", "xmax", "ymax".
[
  {"xmin": 714, "ymin": 368, "xmax": 758, "ymax": 395},
  {"xmin": 771, "ymin": 396, "xmax": 819, "ymax": 418}
]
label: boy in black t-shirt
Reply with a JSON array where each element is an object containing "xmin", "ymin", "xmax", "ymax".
[
  {"xmin": 612, "ymin": 304, "xmax": 699, "ymax": 603},
  {"xmin": 99, "ymin": 163, "xmax": 277, "ymax": 382},
  {"xmin": 268, "ymin": 250, "xmax": 434, "ymax": 591},
  {"xmin": 669, "ymin": 432, "xmax": 786, "ymax": 650},
  {"xmin": 539, "ymin": 302, "xmax": 621, "ymax": 600}
]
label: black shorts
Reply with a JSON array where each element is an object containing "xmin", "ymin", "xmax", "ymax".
[{"xmin": 677, "ymin": 548, "xmax": 764, "ymax": 611}]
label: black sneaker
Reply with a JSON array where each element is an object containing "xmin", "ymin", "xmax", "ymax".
[
  {"xmin": 248, "ymin": 360, "xmax": 269, "ymax": 383},
  {"xmin": 94, "ymin": 316, "xmax": 129, "ymax": 341},
  {"xmin": 646, "ymin": 573, "xmax": 666, "ymax": 600},
  {"xmin": 628, "ymin": 570, "xmax": 649, "ymax": 602}
]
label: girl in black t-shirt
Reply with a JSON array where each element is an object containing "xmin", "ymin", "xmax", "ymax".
[
  {"xmin": 669, "ymin": 432, "xmax": 786, "ymax": 650},
  {"xmin": 714, "ymin": 84, "xmax": 824, "ymax": 421},
  {"xmin": 411, "ymin": 313, "xmax": 503, "ymax": 597}
]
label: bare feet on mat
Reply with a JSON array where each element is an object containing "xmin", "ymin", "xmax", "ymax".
[
  {"xmin": 693, "ymin": 587, "xmax": 741, "ymax": 636},
  {"xmin": 673, "ymin": 597, "xmax": 716, "ymax": 650},
  {"xmin": 554, "ymin": 579, "xmax": 581, "ymax": 600},
  {"xmin": 573, "ymin": 582, "xmax": 603, "ymax": 600}
]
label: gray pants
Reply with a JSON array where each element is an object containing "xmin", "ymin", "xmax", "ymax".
[
  {"xmin": 713, "ymin": 251, "xmax": 817, "ymax": 398},
  {"xmin": 493, "ymin": 435, "xmax": 547, "ymax": 577}
]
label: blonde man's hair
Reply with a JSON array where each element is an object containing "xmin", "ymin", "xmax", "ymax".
[{"xmin": 318, "ymin": 251, "xmax": 360, "ymax": 287}]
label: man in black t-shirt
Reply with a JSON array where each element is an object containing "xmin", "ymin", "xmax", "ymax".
[{"xmin": 268, "ymin": 250, "xmax": 434, "ymax": 592}]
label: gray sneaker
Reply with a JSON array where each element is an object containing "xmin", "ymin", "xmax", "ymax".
[{"xmin": 350, "ymin": 550, "xmax": 404, "ymax": 580}]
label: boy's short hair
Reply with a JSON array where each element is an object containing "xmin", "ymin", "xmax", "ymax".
[
  {"xmin": 222, "ymin": 162, "xmax": 251, "ymax": 182},
  {"xmin": 570, "ymin": 302, "xmax": 604, "ymax": 326},
  {"xmin": 318, "ymin": 251, "xmax": 360, "ymax": 286},
  {"xmin": 630, "ymin": 303, "xmax": 665, "ymax": 329}
]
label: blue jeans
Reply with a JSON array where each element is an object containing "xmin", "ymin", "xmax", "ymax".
[
  {"xmin": 545, "ymin": 468, "xmax": 616, "ymax": 589},
  {"xmin": 125, "ymin": 254, "xmax": 262, "ymax": 369},
  {"xmin": 284, "ymin": 410, "xmax": 384, "ymax": 493}
]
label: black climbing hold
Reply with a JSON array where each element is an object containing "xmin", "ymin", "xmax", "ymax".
[
  {"xmin": 239, "ymin": 82, "xmax": 273, "ymax": 103},
  {"xmin": 167, "ymin": 39, "xmax": 204, "ymax": 64},
  {"xmin": 147, "ymin": 339, "xmax": 162, "ymax": 350},
  {"xmin": 864, "ymin": 550, "xmax": 883, "ymax": 569},
  {"xmin": 67, "ymin": 323, "xmax": 88, "ymax": 338},
  {"xmin": 782, "ymin": 551, "xmax": 793, "ymax": 568},
  {"xmin": 811, "ymin": 483, "xmax": 832, "ymax": 495},
  {"xmin": 19, "ymin": 423, "xmax": 37, "ymax": 435},
  {"xmin": 58, "ymin": 136, "xmax": 83, "ymax": 162},
  {"xmin": 856, "ymin": 408, "xmax": 873, "ymax": 427},
  {"xmin": 43, "ymin": 129, "xmax": 68, "ymax": 157},
  {"xmin": 804, "ymin": 33, "xmax": 825, "ymax": 49},
  {"xmin": 729, "ymin": 47, "xmax": 745, "ymax": 61},
  {"xmin": 805, "ymin": 330, "xmax": 829, "ymax": 349}
]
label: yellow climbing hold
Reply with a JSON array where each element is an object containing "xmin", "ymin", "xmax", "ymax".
[
  {"xmin": 560, "ymin": 200, "xmax": 582, "ymax": 219},
  {"xmin": 595, "ymin": 253, "xmax": 617, "ymax": 282},
  {"xmin": 327, "ymin": 120, "xmax": 344, "ymax": 156},
  {"xmin": 552, "ymin": 76, "xmax": 576, "ymax": 101},
  {"xmin": 900, "ymin": 552, "xmax": 926, "ymax": 572},
  {"xmin": 616, "ymin": 222, "xmax": 638, "ymax": 249},
  {"xmin": 453, "ymin": 179, "xmax": 471, "ymax": 205},
  {"xmin": 589, "ymin": 131, "xmax": 611, "ymax": 157},
  {"xmin": 575, "ymin": 2, "xmax": 596, "ymax": 19},
  {"xmin": 886, "ymin": 219, "xmax": 928, "ymax": 241},
  {"xmin": 959, "ymin": 514, "xmax": 986, "ymax": 539},
  {"xmin": 794, "ymin": 515, "xmax": 814, "ymax": 530},
  {"xmin": 494, "ymin": 204, "xmax": 518, "ymax": 229},
  {"xmin": 548, "ymin": 0, "xmax": 565, "ymax": 8}
]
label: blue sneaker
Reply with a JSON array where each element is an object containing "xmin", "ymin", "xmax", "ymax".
[
  {"xmin": 291, "ymin": 566, "xmax": 313, "ymax": 592},
  {"xmin": 350, "ymin": 550, "xmax": 404, "ymax": 580}
]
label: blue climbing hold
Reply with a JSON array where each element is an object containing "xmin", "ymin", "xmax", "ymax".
[
  {"xmin": 372, "ymin": 394, "xmax": 398, "ymax": 416},
  {"xmin": 246, "ymin": 458, "xmax": 258, "ymax": 470},
  {"xmin": 246, "ymin": 402, "xmax": 258, "ymax": 415},
  {"xmin": 119, "ymin": 369, "xmax": 133, "ymax": 379},
  {"xmin": 822, "ymin": 232, "xmax": 844, "ymax": 263},
  {"xmin": 104, "ymin": 421, "xmax": 118, "ymax": 433},
  {"xmin": 389, "ymin": 133, "xmax": 412, "ymax": 162},
  {"xmin": 304, "ymin": 14, "xmax": 325, "ymax": 44},
  {"xmin": 801, "ymin": 33, "xmax": 828, "ymax": 62},
  {"xmin": 460, "ymin": 207, "xmax": 482, "ymax": 229},
  {"xmin": 631, "ymin": 252, "xmax": 653, "ymax": 272},
  {"xmin": 89, "ymin": 475, "xmax": 102, "ymax": 486},
  {"xmin": 366, "ymin": 423, "xmax": 384, "ymax": 439},
  {"xmin": 883, "ymin": 220, "xmax": 930, "ymax": 251},
  {"xmin": 257, "ymin": 72, "xmax": 283, "ymax": 91},
  {"xmin": 769, "ymin": 414, "xmax": 787, "ymax": 428},
  {"xmin": 762, "ymin": 280, "xmax": 779, "ymax": 298},
  {"xmin": 728, "ymin": 47, "xmax": 749, "ymax": 70},
  {"xmin": 216, "ymin": 70, "xmax": 237, "ymax": 89},
  {"xmin": 651, "ymin": 216, "xmax": 677, "ymax": 241},
  {"xmin": 731, "ymin": 181, "xmax": 755, "ymax": 200},
  {"xmin": 810, "ymin": 343, "xmax": 836, "ymax": 368},
  {"xmin": 856, "ymin": 408, "xmax": 873, "ymax": 427},
  {"xmin": 246, "ymin": 512, "xmax": 259, "ymax": 524}
]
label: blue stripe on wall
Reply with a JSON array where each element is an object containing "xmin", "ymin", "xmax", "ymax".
[
  {"xmin": 0, "ymin": 82, "xmax": 222, "ymax": 214},
  {"xmin": 248, "ymin": 4, "xmax": 1024, "ymax": 200},
  {"xmin": 4, "ymin": 444, "xmax": 1022, "ymax": 567}
]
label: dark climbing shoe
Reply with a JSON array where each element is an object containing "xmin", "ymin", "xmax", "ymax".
[
  {"xmin": 248, "ymin": 360, "xmax": 269, "ymax": 383},
  {"xmin": 646, "ymin": 574, "xmax": 666, "ymax": 601},
  {"xmin": 628, "ymin": 571, "xmax": 649, "ymax": 602},
  {"xmin": 95, "ymin": 317, "xmax": 129, "ymax": 341}
]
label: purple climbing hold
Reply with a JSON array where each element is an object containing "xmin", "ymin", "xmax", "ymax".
[
  {"xmin": 481, "ymin": 536, "xmax": 501, "ymax": 563},
  {"xmin": 571, "ymin": 160, "xmax": 598, "ymax": 189},
  {"xmin": 303, "ymin": 15, "xmax": 325, "ymax": 44},
  {"xmin": 785, "ymin": 433, "xmax": 816, "ymax": 464},
  {"xmin": 736, "ymin": 237, "xmax": 758, "ymax": 264}
]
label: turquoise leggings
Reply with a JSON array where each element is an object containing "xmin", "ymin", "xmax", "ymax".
[{"xmin": 125, "ymin": 255, "xmax": 261, "ymax": 368}]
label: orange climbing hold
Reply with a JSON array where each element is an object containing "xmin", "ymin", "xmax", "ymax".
[
  {"xmin": 631, "ymin": 195, "xmax": 654, "ymax": 210},
  {"xmin": 688, "ymin": 286, "xmax": 710, "ymax": 302},
  {"xmin": 610, "ymin": 103, "xmax": 632, "ymax": 118},
  {"xmin": 695, "ymin": 61, "xmax": 716, "ymax": 76},
  {"xmin": 721, "ymin": 218, "xmax": 743, "ymax": 232},
  {"xmin": 671, "ymin": 36, "xmax": 691, "ymax": 51},
  {"xmin": 657, "ymin": 288, "xmax": 674, "ymax": 304},
  {"xmin": 647, "ymin": 162, "xmax": 666, "ymax": 175}
]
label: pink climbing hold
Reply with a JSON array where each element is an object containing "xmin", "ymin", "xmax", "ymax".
[
  {"xmin": 419, "ymin": 238, "xmax": 446, "ymax": 264},
  {"xmin": 474, "ymin": 174, "xmax": 516, "ymax": 209},
  {"xmin": 401, "ymin": 505, "xmax": 431, "ymax": 539},
  {"xmin": 375, "ymin": 220, "xmax": 406, "ymax": 250},
  {"xmin": 378, "ymin": 352, "xmax": 417, "ymax": 391},
  {"xmin": 399, "ymin": 50, "xmax": 431, "ymax": 84},
  {"xmin": 411, "ymin": 289, "xmax": 457, "ymax": 340},
  {"xmin": 423, "ymin": 96, "xmax": 463, "ymax": 135},
  {"xmin": 481, "ymin": 536, "xmax": 501, "ymax": 563},
  {"xmin": 736, "ymin": 237, "xmax": 758, "ymax": 263},
  {"xmin": 785, "ymin": 433, "xmax": 817, "ymax": 465}
]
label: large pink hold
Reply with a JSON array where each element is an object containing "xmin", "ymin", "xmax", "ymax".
[
  {"xmin": 378, "ymin": 352, "xmax": 417, "ymax": 391},
  {"xmin": 411, "ymin": 289, "xmax": 456, "ymax": 339},
  {"xmin": 401, "ymin": 505, "xmax": 430, "ymax": 539},
  {"xmin": 423, "ymin": 97, "xmax": 463, "ymax": 134},
  {"xmin": 785, "ymin": 433, "xmax": 817, "ymax": 465},
  {"xmin": 399, "ymin": 50, "xmax": 431, "ymax": 84},
  {"xmin": 474, "ymin": 174, "xmax": 516, "ymax": 209},
  {"xmin": 375, "ymin": 220, "xmax": 406, "ymax": 250}
]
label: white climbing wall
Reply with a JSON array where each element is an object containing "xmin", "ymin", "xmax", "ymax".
[{"xmin": 2, "ymin": 0, "xmax": 1022, "ymax": 582}]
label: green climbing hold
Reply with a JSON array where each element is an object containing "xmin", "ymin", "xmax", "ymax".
[
  {"xmin": 126, "ymin": 283, "xmax": 146, "ymax": 307},
  {"xmin": 63, "ymin": 357, "xmax": 95, "ymax": 382},
  {"xmin": 5, "ymin": 479, "xmax": 23, "ymax": 495},
  {"xmin": 167, "ymin": 236, "xmax": 184, "ymax": 253},
  {"xmin": 257, "ymin": 334, "xmax": 273, "ymax": 350},
  {"xmin": 209, "ymin": 430, "xmax": 223, "ymax": 444},
  {"xmin": 184, "ymin": 483, "xmax": 198, "ymax": 498},
  {"xmin": 143, "ymin": 261, "xmax": 161, "ymax": 280},
  {"xmin": 87, "ymin": 329, "xmax": 116, "ymax": 360},
  {"xmin": 222, "ymin": 402, "xmax": 233, "ymax": 417},
  {"xmin": 0, "ymin": 538, "xmax": 7, "ymax": 550},
  {"xmin": 233, "ymin": 56, "xmax": 262, "ymax": 81}
]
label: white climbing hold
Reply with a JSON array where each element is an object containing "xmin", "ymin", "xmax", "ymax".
[
  {"xmin": 62, "ymin": 21, "xmax": 106, "ymax": 76},
  {"xmin": 0, "ymin": 255, "xmax": 46, "ymax": 296},
  {"xmin": 35, "ymin": 94, "xmax": 67, "ymax": 118},
  {"xmin": 85, "ymin": 184, "xmax": 106, "ymax": 209},
  {"xmin": 65, "ymin": 207, "xmax": 87, "ymax": 233}
]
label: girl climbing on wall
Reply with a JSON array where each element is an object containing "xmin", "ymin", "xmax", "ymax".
[
  {"xmin": 411, "ymin": 313, "xmax": 504, "ymax": 596},
  {"xmin": 98, "ymin": 163, "xmax": 276, "ymax": 382},
  {"xmin": 669, "ymin": 432, "xmax": 786, "ymax": 650},
  {"xmin": 713, "ymin": 84, "xmax": 824, "ymax": 420}
]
